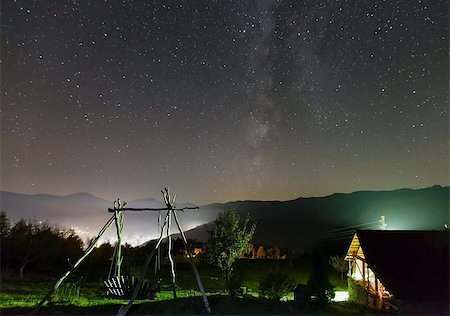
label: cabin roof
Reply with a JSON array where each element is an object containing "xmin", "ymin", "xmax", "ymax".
[
  {"xmin": 350, "ymin": 230, "xmax": 449, "ymax": 301},
  {"xmin": 347, "ymin": 233, "xmax": 360, "ymax": 257}
]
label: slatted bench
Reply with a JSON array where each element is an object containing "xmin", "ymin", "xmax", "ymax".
[{"xmin": 104, "ymin": 275, "xmax": 160, "ymax": 299}]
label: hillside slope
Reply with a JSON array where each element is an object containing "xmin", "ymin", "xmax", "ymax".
[{"xmin": 1, "ymin": 186, "xmax": 448, "ymax": 250}]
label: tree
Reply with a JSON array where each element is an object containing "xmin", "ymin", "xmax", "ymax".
[
  {"xmin": 59, "ymin": 229, "xmax": 84, "ymax": 267},
  {"xmin": 8, "ymin": 219, "xmax": 63, "ymax": 277},
  {"xmin": 1, "ymin": 213, "xmax": 85, "ymax": 277},
  {"xmin": 0, "ymin": 211, "xmax": 10, "ymax": 239},
  {"xmin": 259, "ymin": 270, "xmax": 296, "ymax": 301},
  {"xmin": 8, "ymin": 219, "xmax": 36, "ymax": 277},
  {"xmin": 0, "ymin": 211, "xmax": 11, "ymax": 272},
  {"xmin": 256, "ymin": 246, "xmax": 266, "ymax": 258},
  {"xmin": 329, "ymin": 255, "xmax": 348, "ymax": 280},
  {"xmin": 305, "ymin": 251, "xmax": 335, "ymax": 306},
  {"xmin": 205, "ymin": 210, "xmax": 255, "ymax": 292}
]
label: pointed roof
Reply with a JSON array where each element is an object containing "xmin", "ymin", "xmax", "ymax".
[{"xmin": 350, "ymin": 230, "xmax": 449, "ymax": 301}]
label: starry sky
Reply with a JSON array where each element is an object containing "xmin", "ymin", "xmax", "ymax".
[{"xmin": 1, "ymin": 0, "xmax": 448, "ymax": 204}]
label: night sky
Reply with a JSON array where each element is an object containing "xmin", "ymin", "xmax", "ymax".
[{"xmin": 2, "ymin": 0, "xmax": 448, "ymax": 204}]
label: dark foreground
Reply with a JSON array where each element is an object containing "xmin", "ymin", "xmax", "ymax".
[{"xmin": 2, "ymin": 295, "xmax": 366, "ymax": 315}]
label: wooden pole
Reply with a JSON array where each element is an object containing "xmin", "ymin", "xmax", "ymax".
[
  {"xmin": 162, "ymin": 188, "xmax": 177, "ymax": 300},
  {"xmin": 33, "ymin": 214, "xmax": 116, "ymax": 315},
  {"xmin": 113, "ymin": 200, "xmax": 125, "ymax": 278},
  {"xmin": 107, "ymin": 206, "xmax": 199, "ymax": 212},
  {"xmin": 108, "ymin": 241, "xmax": 118, "ymax": 280},
  {"xmin": 118, "ymin": 188, "xmax": 209, "ymax": 315},
  {"xmin": 362, "ymin": 261, "xmax": 366, "ymax": 282},
  {"xmin": 155, "ymin": 211, "xmax": 161, "ymax": 275},
  {"xmin": 117, "ymin": 211, "xmax": 169, "ymax": 316},
  {"xmin": 172, "ymin": 207, "xmax": 211, "ymax": 313},
  {"xmin": 167, "ymin": 209, "xmax": 177, "ymax": 299}
]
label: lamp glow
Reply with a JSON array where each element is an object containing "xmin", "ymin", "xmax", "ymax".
[{"xmin": 333, "ymin": 291, "xmax": 349, "ymax": 302}]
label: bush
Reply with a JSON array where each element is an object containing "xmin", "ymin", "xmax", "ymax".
[
  {"xmin": 259, "ymin": 270, "xmax": 296, "ymax": 301},
  {"xmin": 304, "ymin": 251, "xmax": 335, "ymax": 306},
  {"xmin": 228, "ymin": 269, "xmax": 244, "ymax": 296},
  {"xmin": 347, "ymin": 277, "xmax": 367, "ymax": 305}
]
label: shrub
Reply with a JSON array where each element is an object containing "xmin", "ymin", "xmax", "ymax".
[
  {"xmin": 347, "ymin": 277, "xmax": 367, "ymax": 305},
  {"xmin": 304, "ymin": 252, "xmax": 335, "ymax": 306},
  {"xmin": 259, "ymin": 270, "xmax": 296, "ymax": 301},
  {"xmin": 228, "ymin": 269, "xmax": 244, "ymax": 296}
]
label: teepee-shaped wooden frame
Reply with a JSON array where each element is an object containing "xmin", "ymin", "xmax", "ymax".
[{"xmin": 33, "ymin": 188, "xmax": 211, "ymax": 316}]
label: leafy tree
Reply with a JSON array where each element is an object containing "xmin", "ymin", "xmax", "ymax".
[
  {"xmin": 329, "ymin": 255, "xmax": 348, "ymax": 280},
  {"xmin": 59, "ymin": 229, "xmax": 84, "ymax": 267},
  {"xmin": 259, "ymin": 270, "xmax": 296, "ymax": 301},
  {"xmin": 0, "ymin": 213, "xmax": 85, "ymax": 276},
  {"xmin": 84, "ymin": 242, "xmax": 114, "ymax": 279},
  {"xmin": 8, "ymin": 219, "xmax": 62, "ymax": 277},
  {"xmin": 0, "ymin": 211, "xmax": 11, "ymax": 272},
  {"xmin": 33, "ymin": 222, "xmax": 63, "ymax": 271},
  {"xmin": 0, "ymin": 211, "xmax": 10, "ymax": 239},
  {"xmin": 305, "ymin": 251, "xmax": 335, "ymax": 306},
  {"xmin": 8, "ymin": 219, "xmax": 36, "ymax": 277},
  {"xmin": 205, "ymin": 209, "xmax": 255, "ymax": 293}
]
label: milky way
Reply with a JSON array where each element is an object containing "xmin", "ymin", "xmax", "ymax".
[{"xmin": 1, "ymin": 0, "xmax": 448, "ymax": 203}]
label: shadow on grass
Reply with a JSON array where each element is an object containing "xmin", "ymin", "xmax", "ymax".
[{"xmin": 1, "ymin": 295, "xmax": 364, "ymax": 315}]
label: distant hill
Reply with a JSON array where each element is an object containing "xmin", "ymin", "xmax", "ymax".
[
  {"xmin": 182, "ymin": 185, "xmax": 450, "ymax": 251},
  {"xmin": 1, "ymin": 186, "xmax": 448, "ymax": 250},
  {"xmin": 0, "ymin": 191, "xmax": 216, "ymax": 245}
]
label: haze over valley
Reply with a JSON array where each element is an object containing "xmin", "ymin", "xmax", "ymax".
[{"xmin": 2, "ymin": 185, "xmax": 448, "ymax": 250}]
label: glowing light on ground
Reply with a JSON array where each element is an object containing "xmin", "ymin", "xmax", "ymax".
[{"xmin": 333, "ymin": 291, "xmax": 349, "ymax": 302}]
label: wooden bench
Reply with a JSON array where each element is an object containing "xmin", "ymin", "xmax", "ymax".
[{"xmin": 104, "ymin": 275, "xmax": 160, "ymax": 299}]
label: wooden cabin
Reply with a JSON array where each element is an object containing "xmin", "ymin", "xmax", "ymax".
[{"xmin": 346, "ymin": 230, "xmax": 449, "ymax": 312}]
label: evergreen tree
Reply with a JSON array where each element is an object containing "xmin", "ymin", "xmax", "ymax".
[{"xmin": 305, "ymin": 250, "xmax": 335, "ymax": 306}]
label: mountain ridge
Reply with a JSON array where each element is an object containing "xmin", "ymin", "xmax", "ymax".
[{"xmin": 1, "ymin": 185, "xmax": 448, "ymax": 249}]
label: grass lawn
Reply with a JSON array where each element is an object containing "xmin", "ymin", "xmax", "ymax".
[
  {"xmin": 1, "ymin": 294, "xmax": 364, "ymax": 315},
  {"xmin": 1, "ymin": 258, "xmax": 352, "ymax": 315}
]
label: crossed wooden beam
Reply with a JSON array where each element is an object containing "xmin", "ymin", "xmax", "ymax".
[
  {"xmin": 117, "ymin": 188, "xmax": 210, "ymax": 316},
  {"xmin": 33, "ymin": 188, "xmax": 211, "ymax": 316}
]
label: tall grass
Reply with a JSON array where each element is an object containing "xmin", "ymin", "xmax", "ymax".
[{"xmin": 51, "ymin": 282, "xmax": 85, "ymax": 305}]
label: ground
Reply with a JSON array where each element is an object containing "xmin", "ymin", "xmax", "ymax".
[
  {"xmin": 1, "ymin": 258, "xmax": 357, "ymax": 315},
  {"xmin": 2, "ymin": 296, "xmax": 367, "ymax": 315}
]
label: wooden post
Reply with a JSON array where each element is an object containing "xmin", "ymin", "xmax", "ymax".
[
  {"xmin": 167, "ymin": 209, "xmax": 177, "ymax": 299},
  {"xmin": 33, "ymin": 214, "xmax": 116, "ymax": 315},
  {"xmin": 117, "ymin": 211, "xmax": 170, "ymax": 316},
  {"xmin": 155, "ymin": 211, "xmax": 161, "ymax": 275},
  {"xmin": 375, "ymin": 276, "xmax": 381, "ymax": 309},
  {"xmin": 366, "ymin": 261, "xmax": 370, "ymax": 305},
  {"xmin": 362, "ymin": 261, "xmax": 366, "ymax": 282},
  {"xmin": 172, "ymin": 209, "xmax": 211, "ymax": 313},
  {"xmin": 117, "ymin": 188, "xmax": 211, "ymax": 315},
  {"xmin": 113, "ymin": 199, "xmax": 126, "ymax": 278}
]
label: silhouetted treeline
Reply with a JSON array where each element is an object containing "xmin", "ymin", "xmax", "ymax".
[
  {"xmin": 0, "ymin": 212, "xmax": 205, "ymax": 279},
  {"xmin": 0, "ymin": 211, "xmax": 84, "ymax": 277}
]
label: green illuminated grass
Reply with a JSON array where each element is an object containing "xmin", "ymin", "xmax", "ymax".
[{"xmin": 0, "ymin": 259, "xmax": 348, "ymax": 314}]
